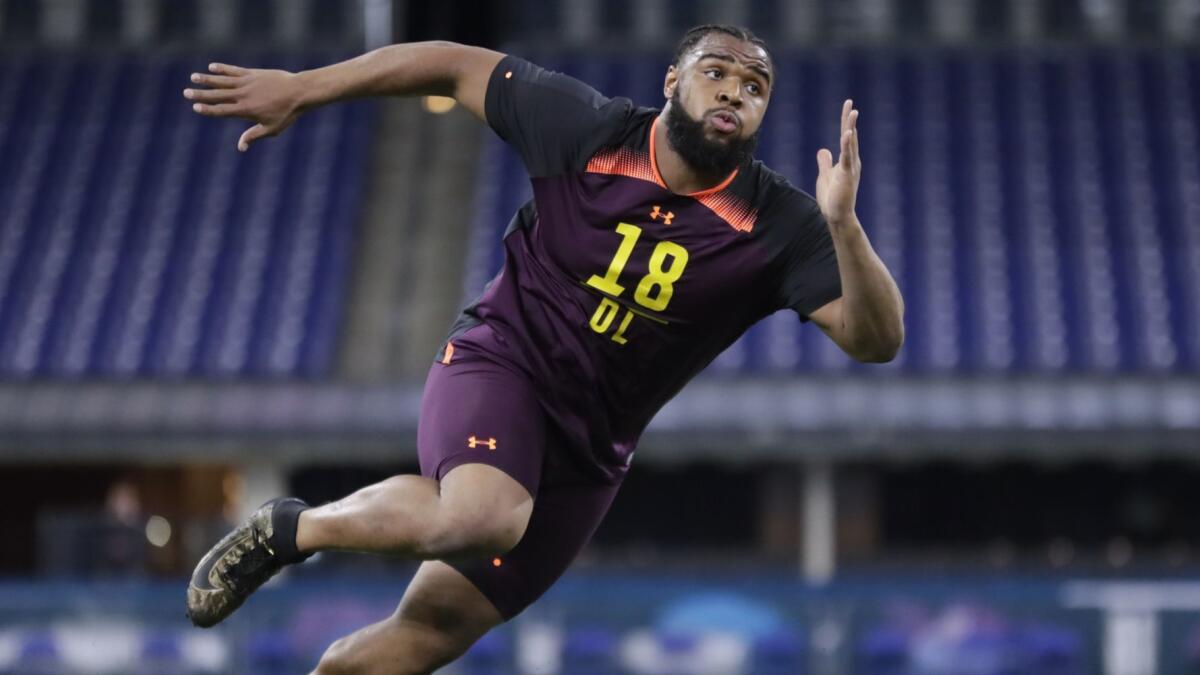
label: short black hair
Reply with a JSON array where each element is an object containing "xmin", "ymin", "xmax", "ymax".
[{"xmin": 673, "ymin": 24, "xmax": 770, "ymax": 67}]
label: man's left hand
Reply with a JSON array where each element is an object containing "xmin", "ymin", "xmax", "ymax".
[{"xmin": 815, "ymin": 99, "xmax": 861, "ymax": 229}]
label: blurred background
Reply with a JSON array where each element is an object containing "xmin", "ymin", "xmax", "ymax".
[{"xmin": 1, "ymin": 0, "xmax": 1199, "ymax": 672}]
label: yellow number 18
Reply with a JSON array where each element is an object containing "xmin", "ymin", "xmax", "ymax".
[{"xmin": 586, "ymin": 223, "xmax": 689, "ymax": 313}]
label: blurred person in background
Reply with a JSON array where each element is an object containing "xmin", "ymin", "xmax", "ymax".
[
  {"xmin": 97, "ymin": 479, "xmax": 147, "ymax": 575},
  {"xmin": 182, "ymin": 24, "xmax": 903, "ymax": 673}
]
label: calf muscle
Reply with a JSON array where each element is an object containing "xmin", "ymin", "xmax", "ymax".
[
  {"xmin": 295, "ymin": 465, "xmax": 533, "ymax": 560},
  {"xmin": 312, "ymin": 561, "xmax": 503, "ymax": 675}
]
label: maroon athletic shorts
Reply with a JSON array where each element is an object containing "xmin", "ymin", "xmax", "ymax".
[{"xmin": 417, "ymin": 334, "xmax": 621, "ymax": 620}]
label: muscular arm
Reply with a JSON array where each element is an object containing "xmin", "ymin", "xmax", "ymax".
[
  {"xmin": 185, "ymin": 41, "xmax": 503, "ymax": 151},
  {"xmin": 808, "ymin": 100, "xmax": 905, "ymax": 363},
  {"xmin": 292, "ymin": 42, "xmax": 501, "ymax": 120},
  {"xmin": 808, "ymin": 222, "xmax": 905, "ymax": 363}
]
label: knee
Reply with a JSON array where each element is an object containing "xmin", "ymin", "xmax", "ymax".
[
  {"xmin": 312, "ymin": 628, "xmax": 459, "ymax": 675},
  {"xmin": 466, "ymin": 511, "xmax": 527, "ymax": 556},
  {"xmin": 313, "ymin": 637, "xmax": 356, "ymax": 675},
  {"xmin": 422, "ymin": 503, "xmax": 530, "ymax": 559}
]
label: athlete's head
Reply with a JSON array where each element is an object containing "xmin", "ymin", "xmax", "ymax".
[{"xmin": 663, "ymin": 24, "xmax": 773, "ymax": 176}]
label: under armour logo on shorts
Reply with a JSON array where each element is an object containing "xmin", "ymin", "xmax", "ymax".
[{"xmin": 467, "ymin": 435, "xmax": 497, "ymax": 450}]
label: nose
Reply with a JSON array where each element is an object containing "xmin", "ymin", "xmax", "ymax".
[{"xmin": 717, "ymin": 82, "xmax": 742, "ymax": 108}]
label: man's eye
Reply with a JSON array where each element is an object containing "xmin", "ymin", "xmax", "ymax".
[
  {"xmin": 747, "ymin": 83, "xmax": 760, "ymax": 95},
  {"xmin": 705, "ymin": 69, "xmax": 722, "ymax": 79}
]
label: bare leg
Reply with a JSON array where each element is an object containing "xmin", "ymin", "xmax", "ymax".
[
  {"xmin": 295, "ymin": 464, "xmax": 534, "ymax": 559},
  {"xmin": 311, "ymin": 560, "xmax": 503, "ymax": 675}
]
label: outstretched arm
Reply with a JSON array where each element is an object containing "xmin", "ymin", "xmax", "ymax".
[
  {"xmin": 808, "ymin": 99, "xmax": 905, "ymax": 363},
  {"xmin": 184, "ymin": 41, "xmax": 503, "ymax": 151}
]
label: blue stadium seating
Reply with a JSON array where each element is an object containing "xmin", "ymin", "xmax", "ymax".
[
  {"xmin": 11, "ymin": 630, "xmax": 59, "ymax": 675},
  {"xmin": 459, "ymin": 629, "xmax": 517, "ymax": 674},
  {"xmin": 0, "ymin": 577, "xmax": 1103, "ymax": 674},
  {"xmin": 858, "ymin": 609, "xmax": 1085, "ymax": 675},
  {"xmin": 136, "ymin": 631, "xmax": 188, "ymax": 675},
  {"xmin": 0, "ymin": 52, "xmax": 373, "ymax": 379},
  {"xmin": 247, "ymin": 629, "xmax": 295, "ymax": 675},
  {"xmin": 750, "ymin": 630, "xmax": 807, "ymax": 674},
  {"xmin": 561, "ymin": 626, "xmax": 622, "ymax": 674},
  {"xmin": 466, "ymin": 49, "xmax": 1200, "ymax": 375}
]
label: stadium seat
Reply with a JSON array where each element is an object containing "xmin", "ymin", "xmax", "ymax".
[
  {"xmin": 247, "ymin": 629, "xmax": 296, "ymax": 675},
  {"xmin": 561, "ymin": 626, "xmax": 621, "ymax": 674},
  {"xmin": 857, "ymin": 626, "xmax": 909, "ymax": 675},
  {"xmin": 459, "ymin": 629, "xmax": 516, "ymax": 674},
  {"xmin": 750, "ymin": 629, "xmax": 807, "ymax": 674},
  {"xmin": 1016, "ymin": 625, "xmax": 1083, "ymax": 675},
  {"xmin": 9, "ymin": 630, "xmax": 60, "ymax": 675},
  {"xmin": 136, "ymin": 630, "xmax": 190, "ymax": 675}
]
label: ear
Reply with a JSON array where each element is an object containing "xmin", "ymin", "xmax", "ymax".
[{"xmin": 663, "ymin": 65, "xmax": 678, "ymax": 100}]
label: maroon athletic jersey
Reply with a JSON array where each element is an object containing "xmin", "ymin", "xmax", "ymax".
[{"xmin": 440, "ymin": 55, "xmax": 842, "ymax": 482}]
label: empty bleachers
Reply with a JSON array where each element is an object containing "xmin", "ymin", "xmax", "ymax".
[
  {"xmin": 0, "ymin": 52, "xmax": 374, "ymax": 379},
  {"xmin": 466, "ymin": 49, "xmax": 1200, "ymax": 375}
]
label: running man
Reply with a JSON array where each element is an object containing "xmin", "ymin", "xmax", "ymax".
[{"xmin": 184, "ymin": 24, "xmax": 903, "ymax": 674}]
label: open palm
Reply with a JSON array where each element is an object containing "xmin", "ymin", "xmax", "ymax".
[{"xmin": 814, "ymin": 99, "xmax": 861, "ymax": 227}]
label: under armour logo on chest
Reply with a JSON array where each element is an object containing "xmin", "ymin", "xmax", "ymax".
[{"xmin": 650, "ymin": 205, "xmax": 674, "ymax": 225}]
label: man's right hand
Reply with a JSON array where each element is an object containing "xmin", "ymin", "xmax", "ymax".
[
  {"xmin": 185, "ymin": 63, "xmax": 306, "ymax": 152},
  {"xmin": 184, "ymin": 43, "xmax": 503, "ymax": 152}
]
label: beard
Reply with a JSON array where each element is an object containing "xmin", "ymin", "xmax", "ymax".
[{"xmin": 664, "ymin": 90, "xmax": 759, "ymax": 177}]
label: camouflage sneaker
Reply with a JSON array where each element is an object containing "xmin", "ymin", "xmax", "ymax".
[{"xmin": 186, "ymin": 497, "xmax": 306, "ymax": 627}]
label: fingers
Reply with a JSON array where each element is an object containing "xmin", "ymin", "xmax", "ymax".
[
  {"xmin": 185, "ymin": 66, "xmax": 247, "ymax": 108},
  {"xmin": 208, "ymin": 63, "xmax": 249, "ymax": 76},
  {"xmin": 849, "ymin": 108, "xmax": 859, "ymax": 160},
  {"xmin": 238, "ymin": 124, "xmax": 269, "ymax": 152},
  {"xmin": 189, "ymin": 73, "xmax": 240, "ymax": 88},
  {"xmin": 190, "ymin": 102, "xmax": 242, "ymax": 117},
  {"xmin": 839, "ymin": 128, "xmax": 855, "ymax": 170},
  {"xmin": 183, "ymin": 86, "xmax": 240, "ymax": 104},
  {"xmin": 186, "ymin": 61, "xmax": 273, "ymax": 151},
  {"xmin": 838, "ymin": 103, "xmax": 860, "ymax": 170},
  {"xmin": 816, "ymin": 147, "xmax": 833, "ymax": 175}
]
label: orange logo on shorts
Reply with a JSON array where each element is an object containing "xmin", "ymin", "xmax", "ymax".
[{"xmin": 468, "ymin": 435, "xmax": 497, "ymax": 450}]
